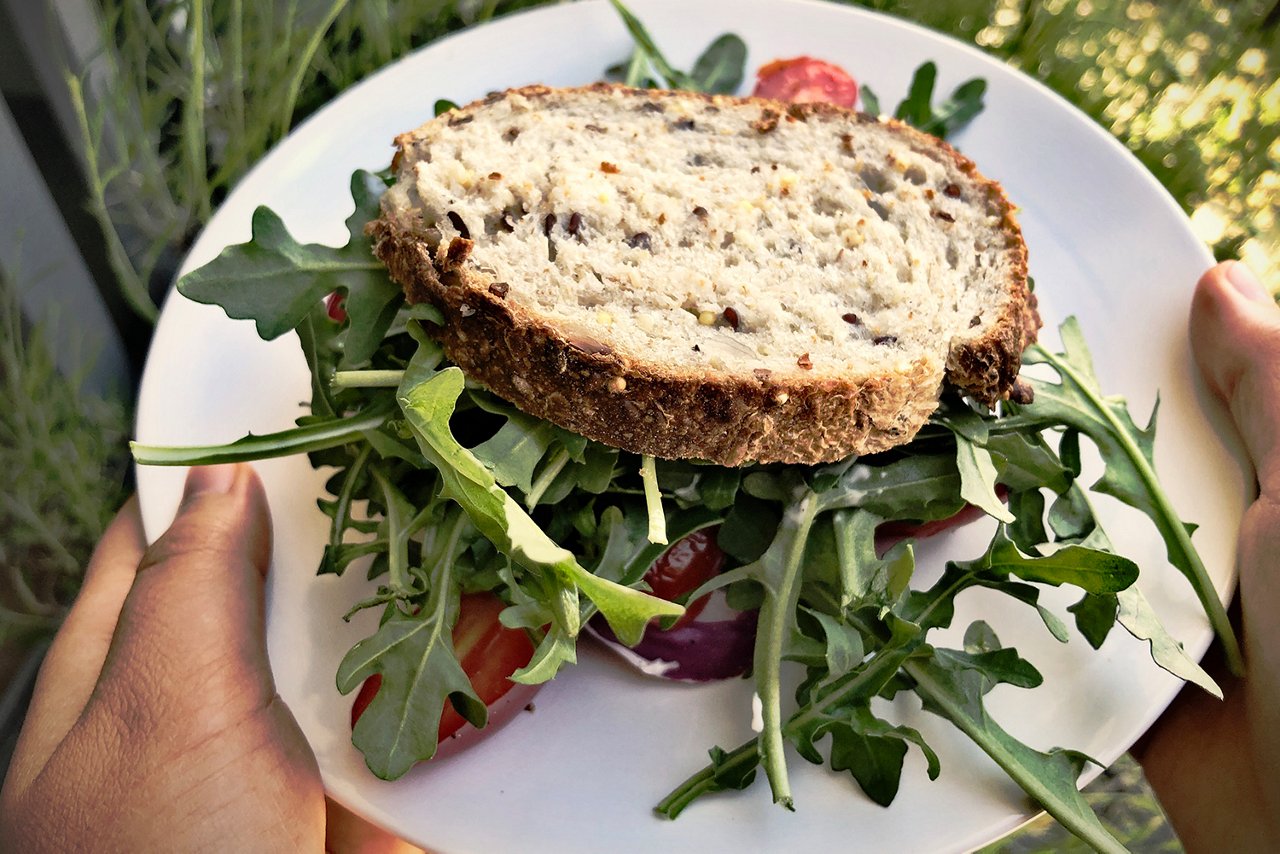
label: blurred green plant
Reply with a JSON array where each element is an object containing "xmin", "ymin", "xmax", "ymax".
[
  {"xmin": 0, "ymin": 267, "xmax": 129, "ymax": 653},
  {"xmin": 974, "ymin": 0, "xmax": 1278, "ymax": 281},
  {"xmin": 72, "ymin": 0, "xmax": 550, "ymax": 321}
]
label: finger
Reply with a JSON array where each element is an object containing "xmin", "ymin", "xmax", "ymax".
[
  {"xmin": 1190, "ymin": 261, "xmax": 1280, "ymax": 496},
  {"xmin": 3, "ymin": 497, "xmax": 145, "ymax": 795},
  {"xmin": 88, "ymin": 463, "xmax": 276, "ymax": 737},
  {"xmin": 325, "ymin": 798, "xmax": 428, "ymax": 854}
]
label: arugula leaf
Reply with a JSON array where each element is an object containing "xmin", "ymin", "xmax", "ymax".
[
  {"xmin": 670, "ymin": 466, "xmax": 741, "ymax": 511},
  {"xmin": 297, "ymin": 300, "xmax": 341, "ymax": 417},
  {"xmin": 1116, "ymin": 585, "xmax": 1222, "ymax": 698},
  {"xmin": 607, "ymin": 1, "xmax": 744, "ymax": 95},
  {"xmin": 655, "ymin": 741, "xmax": 761, "ymax": 819},
  {"xmin": 1006, "ymin": 488, "xmax": 1049, "ymax": 551},
  {"xmin": 895, "ymin": 61, "xmax": 937, "ymax": 127},
  {"xmin": 963, "ymin": 619, "xmax": 1001, "ymax": 653},
  {"xmin": 907, "ymin": 652, "xmax": 1128, "ymax": 854},
  {"xmin": 955, "ymin": 434, "xmax": 1015, "ymax": 523},
  {"xmin": 666, "ymin": 610, "xmax": 928, "ymax": 815},
  {"xmin": 830, "ymin": 509, "xmax": 885, "ymax": 608},
  {"xmin": 951, "ymin": 529, "xmax": 1138, "ymax": 593},
  {"xmin": 370, "ymin": 467, "xmax": 423, "ymax": 597},
  {"xmin": 938, "ymin": 409, "xmax": 1015, "ymax": 524},
  {"xmin": 859, "ymin": 84, "xmax": 881, "ymax": 116},
  {"xmin": 930, "ymin": 646, "xmax": 1044, "ymax": 693},
  {"xmin": 749, "ymin": 489, "xmax": 820, "ymax": 809},
  {"xmin": 471, "ymin": 411, "xmax": 559, "ymax": 495},
  {"xmin": 918, "ymin": 78, "xmax": 986, "ymax": 138},
  {"xmin": 518, "ymin": 623, "xmax": 579, "ymax": 684},
  {"xmin": 988, "ymin": 431, "xmax": 1071, "ymax": 494},
  {"xmin": 434, "ymin": 98, "xmax": 458, "ymax": 116},
  {"xmin": 607, "ymin": 0, "xmax": 695, "ymax": 90},
  {"xmin": 130, "ymin": 403, "xmax": 393, "ymax": 465},
  {"xmin": 1069, "ymin": 591, "xmax": 1119, "ymax": 650},
  {"xmin": 903, "ymin": 527, "xmax": 1131, "ymax": 645},
  {"xmin": 806, "ymin": 610, "xmax": 866, "ymax": 677},
  {"xmin": 593, "ymin": 504, "xmax": 722, "ymax": 587},
  {"xmin": 1020, "ymin": 316, "xmax": 1242, "ymax": 673},
  {"xmin": 336, "ymin": 509, "xmax": 484, "ymax": 779},
  {"xmin": 821, "ymin": 706, "xmax": 937, "ymax": 806},
  {"xmin": 822, "ymin": 453, "xmax": 965, "ymax": 521},
  {"xmin": 718, "ymin": 493, "xmax": 780, "ymax": 564},
  {"xmin": 178, "ymin": 171, "xmax": 401, "ymax": 366},
  {"xmin": 535, "ymin": 442, "xmax": 618, "ymax": 505},
  {"xmin": 397, "ymin": 363, "xmax": 682, "ymax": 654},
  {"xmin": 864, "ymin": 60, "xmax": 985, "ymax": 140},
  {"xmin": 689, "ymin": 34, "xmax": 747, "ymax": 94}
]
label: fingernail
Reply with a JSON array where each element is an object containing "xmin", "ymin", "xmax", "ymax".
[
  {"xmin": 183, "ymin": 464, "xmax": 240, "ymax": 502},
  {"xmin": 1226, "ymin": 261, "xmax": 1271, "ymax": 303}
]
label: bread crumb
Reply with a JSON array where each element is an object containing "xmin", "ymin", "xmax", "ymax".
[{"xmin": 609, "ymin": 376, "xmax": 627, "ymax": 392}]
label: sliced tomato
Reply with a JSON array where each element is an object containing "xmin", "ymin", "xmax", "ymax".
[
  {"xmin": 325, "ymin": 291, "xmax": 347, "ymax": 322},
  {"xmin": 644, "ymin": 527, "xmax": 725, "ymax": 627},
  {"xmin": 752, "ymin": 57, "xmax": 858, "ymax": 108},
  {"xmin": 875, "ymin": 486, "xmax": 1011, "ymax": 554},
  {"xmin": 351, "ymin": 592, "xmax": 541, "ymax": 761}
]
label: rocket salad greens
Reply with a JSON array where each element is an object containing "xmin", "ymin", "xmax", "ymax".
[{"xmin": 130, "ymin": 5, "xmax": 1237, "ymax": 852}]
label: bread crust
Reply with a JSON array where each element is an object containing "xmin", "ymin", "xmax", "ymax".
[{"xmin": 370, "ymin": 84, "xmax": 1038, "ymax": 466}]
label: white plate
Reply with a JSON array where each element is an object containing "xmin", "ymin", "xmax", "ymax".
[{"xmin": 135, "ymin": 1, "xmax": 1247, "ymax": 851}]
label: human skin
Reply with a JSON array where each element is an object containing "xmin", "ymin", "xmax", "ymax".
[
  {"xmin": 1135, "ymin": 260, "xmax": 1280, "ymax": 853},
  {"xmin": 0, "ymin": 465, "xmax": 420, "ymax": 853}
]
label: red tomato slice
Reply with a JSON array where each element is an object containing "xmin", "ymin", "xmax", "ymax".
[
  {"xmin": 752, "ymin": 57, "xmax": 859, "ymax": 108},
  {"xmin": 350, "ymin": 592, "xmax": 540, "ymax": 761},
  {"xmin": 875, "ymin": 486, "xmax": 1011, "ymax": 554},
  {"xmin": 325, "ymin": 291, "xmax": 347, "ymax": 322},
  {"xmin": 644, "ymin": 527, "xmax": 725, "ymax": 627}
]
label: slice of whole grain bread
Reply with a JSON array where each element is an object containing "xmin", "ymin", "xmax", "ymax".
[{"xmin": 370, "ymin": 83, "xmax": 1038, "ymax": 466}]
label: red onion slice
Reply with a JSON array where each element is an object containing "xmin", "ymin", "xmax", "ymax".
[{"xmin": 586, "ymin": 604, "xmax": 757, "ymax": 682}]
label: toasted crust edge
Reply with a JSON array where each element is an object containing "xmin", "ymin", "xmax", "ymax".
[{"xmin": 371, "ymin": 84, "xmax": 1038, "ymax": 466}]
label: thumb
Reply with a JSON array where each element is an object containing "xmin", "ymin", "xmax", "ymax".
[
  {"xmin": 1190, "ymin": 261, "xmax": 1280, "ymax": 497},
  {"xmin": 92, "ymin": 463, "xmax": 276, "ymax": 727}
]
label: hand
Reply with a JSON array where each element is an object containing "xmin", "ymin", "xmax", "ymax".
[
  {"xmin": 0, "ymin": 465, "xmax": 420, "ymax": 853},
  {"xmin": 1137, "ymin": 261, "xmax": 1280, "ymax": 852}
]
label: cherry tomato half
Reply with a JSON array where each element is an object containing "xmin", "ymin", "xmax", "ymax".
[
  {"xmin": 752, "ymin": 57, "xmax": 859, "ymax": 108},
  {"xmin": 644, "ymin": 527, "xmax": 725, "ymax": 627},
  {"xmin": 875, "ymin": 485, "xmax": 1011, "ymax": 554},
  {"xmin": 351, "ymin": 592, "xmax": 540, "ymax": 761}
]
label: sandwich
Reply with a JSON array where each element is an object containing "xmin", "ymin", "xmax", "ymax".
[{"xmin": 136, "ymin": 64, "xmax": 1225, "ymax": 852}]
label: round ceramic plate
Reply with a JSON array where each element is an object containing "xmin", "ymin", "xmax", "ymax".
[{"xmin": 135, "ymin": 1, "xmax": 1246, "ymax": 851}]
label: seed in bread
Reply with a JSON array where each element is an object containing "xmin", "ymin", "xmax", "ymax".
[{"xmin": 370, "ymin": 83, "xmax": 1038, "ymax": 466}]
